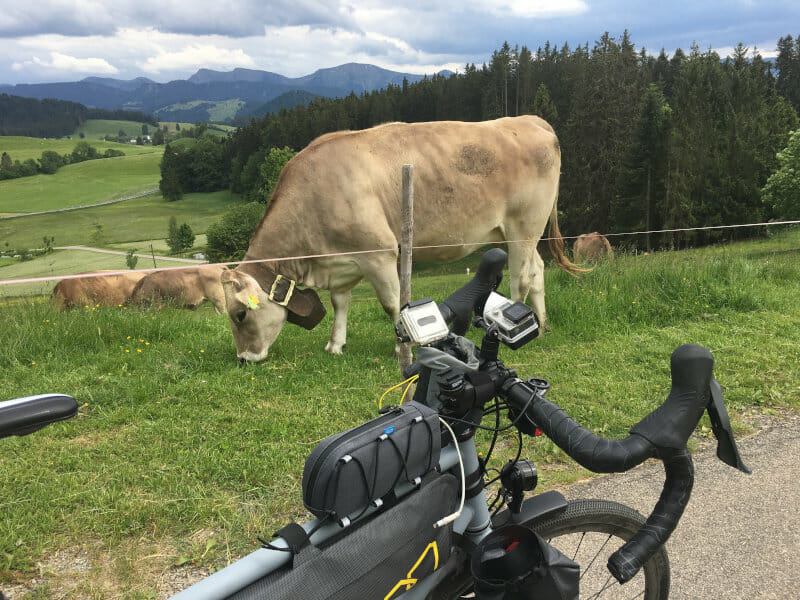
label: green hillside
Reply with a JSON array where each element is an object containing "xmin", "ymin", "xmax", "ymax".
[
  {"xmin": 72, "ymin": 119, "xmax": 154, "ymax": 140},
  {"xmin": 0, "ymin": 150, "xmax": 163, "ymax": 214},
  {"xmin": 0, "ymin": 190, "xmax": 244, "ymax": 250},
  {"xmin": 0, "ymin": 135, "xmax": 155, "ymax": 162}
]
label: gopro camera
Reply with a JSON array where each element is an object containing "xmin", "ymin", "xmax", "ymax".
[
  {"xmin": 396, "ymin": 298, "xmax": 450, "ymax": 346},
  {"xmin": 481, "ymin": 292, "xmax": 539, "ymax": 349}
]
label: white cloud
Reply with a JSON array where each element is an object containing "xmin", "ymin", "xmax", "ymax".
[
  {"xmin": 11, "ymin": 51, "xmax": 118, "ymax": 75},
  {"xmin": 139, "ymin": 45, "xmax": 257, "ymax": 74},
  {"xmin": 480, "ymin": 0, "xmax": 589, "ymax": 19}
]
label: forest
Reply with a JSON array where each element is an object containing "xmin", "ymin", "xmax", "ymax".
[
  {"xmin": 0, "ymin": 94, "xmax": 156, "ymax": 138},
  {"xmin": 166, "ymin": 32, "xmax": 800, "ymax": 250}
]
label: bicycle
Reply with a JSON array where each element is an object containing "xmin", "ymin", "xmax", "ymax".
[{"xmin": 2, "ymin": 248, "xmax": 750, "ymax": 599}]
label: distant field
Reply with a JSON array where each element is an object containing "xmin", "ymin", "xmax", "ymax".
[
  {"xmin": 110, "ymin": 234, "xmax": 208, "ymax": 255},
  {"xmin": 0, "ymin": 190, "xmax": 245, "ymax": 249},
  {"xmin": 156, "ymin": 100, "xmax": 244, "ymax": 123},
  {"xmin": 0, "ymin": 150, "xmax": 163, "ymax": 214},
  {"xmin": 0, "ymin": 136, "xmax": 155, "ymax": 162},
  {"xmin": 158, "ymin": 122, "xmax": 195, "ymax": 133},
  {"xmin": 72, "ymin": 119, "xmax": 154, "ymax": 140}
]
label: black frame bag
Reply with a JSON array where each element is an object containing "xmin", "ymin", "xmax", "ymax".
[
  {"xmin": 229, "ymin": 472, "xmax": 458, "ymax": 600},
  {"xmin": 302, "ymin": 401, "xmax": 441, "ymax": 522}
]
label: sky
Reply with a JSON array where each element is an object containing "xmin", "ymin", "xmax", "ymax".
[{"xmin": 1, "ymin": 1, "xmax": 798, "ymax": 85}]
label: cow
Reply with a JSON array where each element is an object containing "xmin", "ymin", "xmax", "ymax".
[
  {"xmin": 574, "ymin": 232, "xmax": 614, "ymax": 263},
  {"xmin": 52, "ymin": 271, "xmax": 147, "ymax": 310},
  {"xmin": 129, "ymin": 265, "xmax": 227, "ymax": 313},
  {"xmin": 221, "ymin": 116, "xmax": 585, "ymax": 362}
]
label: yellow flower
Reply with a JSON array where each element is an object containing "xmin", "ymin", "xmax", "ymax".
[
  {"xmin": 200, "ymin": 349, "xmax": 204, "ymax": 353},
  {"xmin": 137, "ymin": 349, "xmax": 142, "ymax": 353},
  {"xmin": 31, "ymin": 361, "xmax": 36, "ymax": 365},
  {"xmin": 125, "ymin": 349, "xmax": 130, "ymax": 353}
]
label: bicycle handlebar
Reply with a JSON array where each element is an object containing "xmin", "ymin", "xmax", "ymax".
[
  {"xmin": 500, "ymin": 344, "xmax": 750, "ymax": 583},
  {"xmin": 438, "ymin": 247, "xmax": 506, "ymax": 334}
]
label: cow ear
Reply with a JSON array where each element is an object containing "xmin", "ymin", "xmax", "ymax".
[{"xmin": 220, "ymin": 270, "xmax": 243, "ymax": 291}]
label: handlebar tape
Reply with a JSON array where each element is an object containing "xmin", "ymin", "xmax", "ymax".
[
  {"xmin": 502, "ymin": 344, "xmax": 716, "ymax": 583},
  {"xmin": 438, "ymin": 248, "xmax": 506, "ymax": 334}
]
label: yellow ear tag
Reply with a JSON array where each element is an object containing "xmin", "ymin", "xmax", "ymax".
[{"xmin": 247, "ymin": 294, "xmax": 260, "ymax": 309}]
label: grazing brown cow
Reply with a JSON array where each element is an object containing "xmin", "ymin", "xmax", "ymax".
[
  {"xmin": 574, "ymin": 232, "xmax": 613, "ymax": 263},
  {"xmin": 51, "ymin": 271, "xmax": 147, "ymax": 310},
  {"xmin": 130, "ymin": 265, "xmax": 226, "ymax": 313},
  {"xmin": 222, "ymin": 116, "xmax": 585, "ymax": 362}
]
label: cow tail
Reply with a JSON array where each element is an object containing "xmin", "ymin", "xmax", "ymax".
[{"xmin": 546, "ymin": 200, "xmax": 592, "ymax": 275}]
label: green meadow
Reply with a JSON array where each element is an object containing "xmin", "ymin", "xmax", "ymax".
[
  {"xmin": 0, "ymin": 228, "xmax": 798, "ymax": 597},
  {"xmin": 0, "ymin": 135, "xmax": 155, "ymax": 162},
  {"xmin": 0, "ymin": 150, "xmax": 163, "ymax": 214},
  {"xmin": 0, "ymin": 191, "xmax": 240, "ymax": 252},
  {"xmin": 72, "ymin": 120, "xmax": 154, "ymax": 140}
]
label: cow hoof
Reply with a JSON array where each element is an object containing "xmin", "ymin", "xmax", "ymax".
[{"xmin": 325, "ymin": 341, "xmax": 345, "ymax": 355}]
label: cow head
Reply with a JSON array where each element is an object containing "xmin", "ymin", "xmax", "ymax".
[
  {"xmin": 221, "ymin": 270, "xmax": 288, "ymax": 362},
  {"xmin": 221, "ymin": 268, "xmax": 327, "ymax": 362}
]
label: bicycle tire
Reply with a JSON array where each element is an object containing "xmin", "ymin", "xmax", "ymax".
[{"xmin": 439, "ymin": 498, "xmax": 670, "ymax": 600}]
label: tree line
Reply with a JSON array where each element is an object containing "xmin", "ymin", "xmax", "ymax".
[
  {"xmin": 0, "ymin": 93, "xmax": 157, "ymax": 138},
  {"xmin": 164, "ymin": 31, "xmax": 800, "ymax": 251}
]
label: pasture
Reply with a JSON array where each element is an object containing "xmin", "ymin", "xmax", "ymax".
[
  {"xmin": 72, "ymin": 120, "xmax": 155, "ymax": 140},
  {"xmin": 0, "ymin": 150, "xmax": 163, "ymax": 215},
  {"xmin": 0, "ymin": 191, "xmax": 240, "ymax": 253},
  {"xmin": 0, "ymin": 136, "xmax": 155, "ymax": 163},
  {"xmin": 0, "ymin": 228, "xmax": 798, "ymax": 598}
]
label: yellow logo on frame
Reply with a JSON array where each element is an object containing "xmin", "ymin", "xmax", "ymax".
[{"xmin": 383, "ymin": 542, "xmax": 440, "ymax": 600}]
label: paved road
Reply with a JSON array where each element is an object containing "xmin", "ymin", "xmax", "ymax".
[{"xmin": 557, "ymin": 412, "xmax": 800, "ymax": 599}]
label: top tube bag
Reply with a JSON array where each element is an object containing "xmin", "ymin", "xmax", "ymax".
[{"xmin": 301, "ymin": 400, "xmax": 441, "ymax": 522}]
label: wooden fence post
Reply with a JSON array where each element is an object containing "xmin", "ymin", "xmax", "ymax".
[{"xmin": 399, "ymin": 164, "xmax": 414, "ymax": 371}]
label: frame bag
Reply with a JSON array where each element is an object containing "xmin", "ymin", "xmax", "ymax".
[{"xmin": 229, "ymin": 472, "xmax": 459, "ymax": 600}]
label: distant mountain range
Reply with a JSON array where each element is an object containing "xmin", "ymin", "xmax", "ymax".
[{"xmin": 0, "ymin": 63, "xmax": 451, "ymax": 123}]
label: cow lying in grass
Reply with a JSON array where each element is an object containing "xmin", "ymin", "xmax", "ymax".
[
  {"xmin": 130, "ymin": 265, "xmax": 226, "ymax": 313},
  {"xmin": 52, "ymin": 271, "xmax": 146, "ymax": 310},
  {"xmin": 574, "ymin": 232, "xmax": 614, "ymax": 263}
]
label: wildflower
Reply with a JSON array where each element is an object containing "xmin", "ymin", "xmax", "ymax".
[
  {"xmin": 200, "ymin": 349, "xmax": 205, "ymax": 353},
  {"xmin": 31, "ymin": 361, "xmax": 36, "ymax": 366},
  {"xmin": 137, "ymin": 349, "xmax": 142, "ymax": 353},
  {"xmin": 126, "ymin": 349, "xmax": 130, "ymax": 353}
]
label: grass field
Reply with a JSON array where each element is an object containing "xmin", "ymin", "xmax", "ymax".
[
  {"xmin": 0, "ymin": 191, "xmax": 241, "ymax": 251},
  {"xmin": 0, "ymin": 136, "xmax": 156, "ymax": 163},
  {"xmin": 0, "ymin": 228, "xmax": 798, "ymax": 598},
  {"xmin": 72, "ymin": 120, "xmax": 154, "ymax": 140},
  {"xmin": 0, "ymin": 150, "xmax": 163, "ymax": 216}
]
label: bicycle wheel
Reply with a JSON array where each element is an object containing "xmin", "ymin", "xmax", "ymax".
[
  {"xmin": 441, "ymin": 498, "xmax": 669, "ymax": 600},
  {"xmin": 532, "ymin": 498, "xmax": 670, "ymax": 600}
]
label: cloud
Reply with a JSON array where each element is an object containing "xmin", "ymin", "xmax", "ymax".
[
  {"xmin": 12, "ymin": 51, "xmax": 118, "ymax": 75},
  {"xmin": 0, "ymin": 0, "xmax": 359, "ymax": 38},
  {"xmin": 139, "ymin": 44, "xmax": 257, "ymax": 74}
]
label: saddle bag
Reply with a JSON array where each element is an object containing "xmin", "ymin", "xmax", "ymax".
[{"xmin": 302, "ymin": 400, "xmax": 441, "ymax": 521}]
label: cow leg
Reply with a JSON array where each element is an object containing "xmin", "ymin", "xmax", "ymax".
[
  {"xmin": 325, "ymin": 289, "xmax": 352, "ymax": 355},
  {"xmin": 529, "ymin": 249, "xmax": 548, "ymax": 330},
  {"xmin": 361, "ymin": 260, "xmax": 401, "ymax": 356},
  {"xmin": 508, "ymin": 242, "xmax": 548, "ymax": 330}
]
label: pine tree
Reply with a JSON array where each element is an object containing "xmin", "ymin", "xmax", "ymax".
[{"xmin": 531, "ymin": 83, "xmax": 558, "ymax": 127}]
